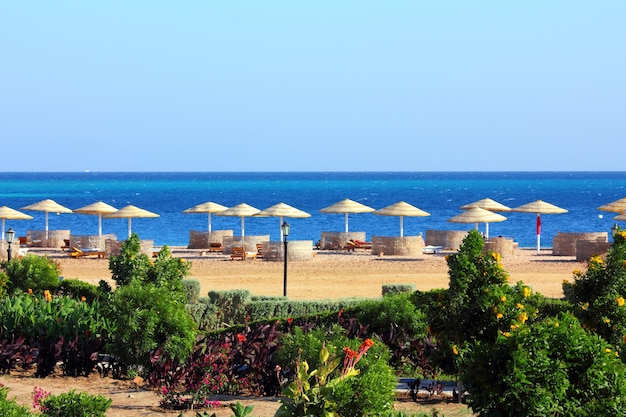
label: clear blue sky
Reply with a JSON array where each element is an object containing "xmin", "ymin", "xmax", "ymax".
[{"xmin": 2, "ymin": 2, "xmax": 624, "ymax": 172}]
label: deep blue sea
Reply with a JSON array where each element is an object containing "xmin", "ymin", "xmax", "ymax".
[{"xmin": 0, "ymin": 172, "xmax": 625, "ymax": 249}]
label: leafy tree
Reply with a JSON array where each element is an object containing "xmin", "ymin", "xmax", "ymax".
[
  {"xmin": 463, "ymin": 312, "xmax": 626, "ymax": 416},
  {"xmin": 564, "ymin": 228, "xmax": 626, "ymax": 354}
]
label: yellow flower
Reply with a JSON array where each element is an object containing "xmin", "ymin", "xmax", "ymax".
[
  {"xmin": 80, "ymin": 296, "xmax": 86, "ymax": 302},
  {"xmin": 491, "ymin": 252, "xmax": 501, "ymax": 263},
  {"xmin": 606, "ymin": 348, "xmax": 612, "ymax": 353},
  {"xmin": 562, "ymin": 279, "xmax": 569, "ymax": 285},
  {"xmin": 616, "ymin": 351, "xmax": 620, "ymax": 358},
  {"xmin": 617, "ymin": 297, "xmax": 625, "ymax": 307},
  {"xmin": 179, "ymin": 258, "xmax": 186, "ymax": 263},
  {"xmin": 452, "ymin": 345, "xmax": 459, "ymax": 356},
  {"xmin": 590, "ymin": 255, "xmax": 604, "ymax": 264},
  {"xmin": 496, "ymin": 313, "xmax": 504, "ymax": 319},
  {"xmin": 500, "ymin": 295, "xmax": 507, "ymax": 302},
  {"xmin": 554, "ymin": 322, "xmax": 559, "ymax": 327},
  {"xmin": 522, "ymin": 287, "xmax": 531, "ymax": 298},
  {"xmin": 581, "ymin": 302, "xmax": 589, "ymax": 311},
  {"xmin": 604, "ymin": 318, "xmax": 611, "ymax": 324},
  {"xmin": 573, "ymin": 269, "xmax": 582, "ymax": 276},
  {"xmin": 510, "ymin": 324, "xmax": 519, "ymax": 331},
  {"xmin": 502, "ymin": 332, "xmax": 510, "ymax": 337},
  {"xmin": 518, "ymin": 312, "xmax": 528, "ymax": 324},
  {"xmin": 516, "ymin": 303, "xmax": 524, "ymax": 309},
  {"xmin": 43, "ymin": 290, "xmax": 52, "ymax": 302}
]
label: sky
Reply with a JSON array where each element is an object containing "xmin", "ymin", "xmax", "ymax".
[{"xmin": 1, "ymin": 1, "xmax": 625, "ymax": 172}]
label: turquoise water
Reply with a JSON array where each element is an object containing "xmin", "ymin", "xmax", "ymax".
[{"xmin": 0, "ymin": 172, "xmax": 624, "ymax": 248}]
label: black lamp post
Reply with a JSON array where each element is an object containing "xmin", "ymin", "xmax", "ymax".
[
  {"xmin": 5, "ymin": 227, "xmax": 15, "ymax": 261},
  {"xmin": 281, "ymin": 221, "xmax": 290, "ymax": 297}
]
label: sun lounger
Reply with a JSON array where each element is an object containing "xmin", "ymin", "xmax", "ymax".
[
  {"xmin": 230, "ymin": 247, "xmax": 257, "ymax": 260},
  {"xmin": 208, "ymin": 242, "xmax": 223, "ymax": 253},
  {"xmin": 70, "ymin": 247, "xmax": 106, "ymax": 259},
  {"xmin": 422, "ymin": 245, "xmax": 443, "ymax": 254},
  {"xmin": 344, "ymin": 239, "xmax": 372, "ymax": 251}
]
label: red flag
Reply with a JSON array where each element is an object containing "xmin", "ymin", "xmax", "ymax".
[{"xmin": 536, "ymin": 215, "xmax": 541, "ymax": 235}]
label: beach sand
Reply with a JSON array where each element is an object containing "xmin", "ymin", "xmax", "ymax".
[{"xmin": 45, "ymin": 247, "xmax": 582, "ymax": 300}]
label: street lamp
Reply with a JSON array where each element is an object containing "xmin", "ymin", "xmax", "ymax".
[
  {"xmin": 281, "ymin": 221, "xmax": 290, "ymax": 297},
  {"xmin": 5, "ymin": 227, "xmax": 15, "ymax": 261},
  {"xmin": 612, "ymin": 223, "xmax": 619, "ymax": 239}
]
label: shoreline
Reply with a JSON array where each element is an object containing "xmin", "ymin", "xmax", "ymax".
[{"xmin": 39, "ymin": 247, "xmax": 581, "ymax": 300}]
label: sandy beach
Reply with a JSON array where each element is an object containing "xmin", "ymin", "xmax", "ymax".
[{"xmin": 40, "ymin": 247, "xmax": 583, "ymax": 300}]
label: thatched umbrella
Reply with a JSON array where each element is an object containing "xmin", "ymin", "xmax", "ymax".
[
  {"xmin": 74, "ymin": 201, "xmax": 118, "ymax": 236},
  {"xmin": 374, "ymin": 201, "xmax": 430, "ymax": 237},
  {"xmin": 448, "ymin": 207, "xmax": 507, "ymax": 238},
  {"xmin": 21, "ymin": 199, "xmax": 73, "ymax": 239},
  {"xmin": 598, "ymin": 197, "xmax": 626, "ymax": 214},
  {"xmin": 320, "ymin": 199, "xmax": 375, "ymax": 233},
  {"xmin": 104, "ymin": 205, "xmax": 159, "ymax": 238},
  {"xmin": 183, "ymin": 201, "xmax": 228, "ymax": 235},
  {"xmin": 256, "ymin": 202, "xmax": 311, "ymax": 241},
  {"xmin": 512, "ymin": 200, "xmax": 568, "ymax": 254},
  {"xmin": 460, "ymin": 198, "xmax": 512, "ymax": 238},
  {"xmin": 0, "ymin": 206, "xmax": 33, "ymax": 239},
  {"xmin": 216, "ymin": 203, "xmax": 261, "ymax": 246}
]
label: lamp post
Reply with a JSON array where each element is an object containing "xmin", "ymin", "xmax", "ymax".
[
  {"xmin": 612, "ymin": 223, "xmax": 619, "ymax": 240},
  {"xmin": 281, "ymin": 221, "xmax": 290, "ymax": 297},
  {"xmin": 5, "ymin": 227, "xmax": 15, "ymax": 261}
]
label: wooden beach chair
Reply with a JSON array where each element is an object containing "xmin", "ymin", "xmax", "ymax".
[
  {"xmin": 70, "ymin": 247, "xmax": 106, "ymax": 259},
  {"xmin": 208, "ymin": 242, "xmax": 223, "ymax": 253},
  {"xmin": 230, "ymin": 246, "xmax": 257, "ymax": 260}
]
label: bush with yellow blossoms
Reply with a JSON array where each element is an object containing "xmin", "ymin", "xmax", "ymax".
[{"xmin": 564, "ymin": 226, "xmax": 626, "ymax": 355}]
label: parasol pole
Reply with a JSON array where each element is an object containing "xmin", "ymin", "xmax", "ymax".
[
  {"xmin": 45, "ymin": 212, "xmax": 49, "ymax": 240},
  {"xmin": 279, "ymin": 215, "xmax": 284, "ymax": 242},
  {"xmin": 98, "ymin": 214, "xmax": 103, "ymax": 236},
  {"xmin": 536, "ymin": 213, "xmax": 541, "ymax": 255},
  {"xmin": 400, "ymin": 215, "xmax": 404, "ymax": 237},
  {"xmin": 241, "ymin": 216, "xmax": 245, "ymax": 249},
  {"xmin": 208, "ymin": 213, "xmax": 212, "ymax": 243},
  {"xmin": 1, "ymin": 218, "xmax": 4, "ymax": 240},
  {"xmin": 345, "ymin": 212, "xmax": 349, "ymax": 233},
  {"xmin": 128, "ymin": 218, "xmax": 132, "ymax": 238},
  {"xmin": 485, "ymin": 223, "xmax": 490, "ymax": 239}
]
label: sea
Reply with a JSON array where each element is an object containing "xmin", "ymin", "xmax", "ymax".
[{"xmin": 0, "ymin": 172, "xmax": 625, "ymax": 249}]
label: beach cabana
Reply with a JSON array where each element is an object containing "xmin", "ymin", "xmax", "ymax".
[
  {"xmin": 374, "ymin": 201, "xmax": 430, "ymax": 237},
  {"xmin": 512, "ymin": 200, "xmax": 568, "ymax": 255},
  {"xmin": 105, "ymin": 205, "xmax": 159, "ymax": 238},
  {"xmin": 74, "ymin": 201, "xmax": 118, "ymax": 236}
]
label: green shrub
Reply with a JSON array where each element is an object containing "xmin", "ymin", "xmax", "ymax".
[
  {"xmin": 58, "ymin": 278, "xmax": 101, "ymax": 302},
  {"xmin": 208, "ymin": 289, "xmax": 251, "ymax": 326},
  {"xmin": 41, "ymin": 390, "xmax": 111, "ymax": 417},
  {"xmin": 4, "ymin": 254, "xmax": 60, "ymax": 293},
  {"xmin": 0, "ymin": 272, "xmax": 8, "ymax": 298},
  {"xmin": 186, "ymin": 297, "xmax": 219, "ymax": 331},
  {"xmin": 382, "ymin": 284, "xmax": 416, "ymax": 296},
  {"xmin": 104, "ymin": 282, "xmax": 197, "ymax": 370},
  {"xmin": 464, "ymin": 312, "xmax": 626, "ymax": 416},
  {"xmin": 276, "ymin": 324, "xmax": 396, "ymax": 416},
  {"xmin": 182, "ymin": 279, "xmax": 200, "ymax": 304}
]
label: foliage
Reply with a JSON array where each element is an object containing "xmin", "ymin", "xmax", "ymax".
[
  {"xmin": 382, "ymin": 284, "xmax": 416, "ymax": 296},
  {"xmin": 276, "ymin": 325, "xmax": 396, "ymax": 416},
  {"xmin": 186, "ymin": 297, "xmax": 219, "ymax": 331},
  {"xmin": 40, "ymin": 389, "xmax": 112, "ymax": 417},
  {"xmin": 104, "ymin": 282, "xmax": 197, "ymax": 371},
  {"xmin": 463, "ymin": 312, "xmax": 626, "ymax": 416},
  {"xmin": 109, "ymin": 233, "xmax": 190, "ymax": 301},
  {"xmin": 208, "ymin": 290, "xmax": 251, "ymax": 327},
  {"xmin": 0, "ymin": 271, "xmax": 9, "ymax": 298},
  {"xmin": 183, "ymin": 279, "xmax": 201, "ymax": 304},
  {"xmin": 4, "ymin": 254, "xmax": 60, "ymax": 294},
  {"xmin": 0, "ymin": 292, "xmax": 109, "ymax": 377},
  {"xmin": 564, "ymin": 228, "xmax": 626, "ymax": 354},
  {"xmin": 58, "ymin": 278, "xmax": 102, "ymax": 302}
]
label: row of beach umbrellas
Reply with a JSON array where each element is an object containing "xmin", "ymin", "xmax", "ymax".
[{"xmin": 4, "ymin": 197, "xmax": 626, "ymax": 254}]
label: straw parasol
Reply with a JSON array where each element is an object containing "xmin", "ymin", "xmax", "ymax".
[
  {"xmin": 320, "ymin": 199, "xmax": 375, "ymax": 233},
  {"xmin": 448, "ymin": 206, "xmax": 507, "ymax": 237},
  {"xmin": 104, "ymin": 205, "xmax": 160, "ymax": 238},
  {"xmin": 598, "ymin": 197, "xmax": 626, "ymax": 214},
  {"xmin": 21, "ymin": 199, "xmax": 73, "ymax": 239},
  {"xmin": 256, "ymin": 202, "xmax": 311, "ymax": 241},
  {"xmin": 374, "ymin": 201, "xmax": 430, "ymax": 237},
  {"xmin": 183, "ymin": 201, "xmax": 228, "ymax": 235},
  {"xmin": 0, "ymin": 206, "xmax": 33, "ymax": 239},
  {"xmin": 512, "ymin": 200, "xmax": 568, "ymax": 254},
  {"xmin": 216, "ymin": 203, "xmax": 261, "ymax": 246},
  {"xmin": 74, "ymin": 201, "xmax": 118, "ymax": 236},
  {"xmin": 460, "ymin": 198, "xmax": 512, "ymax": 238}
]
